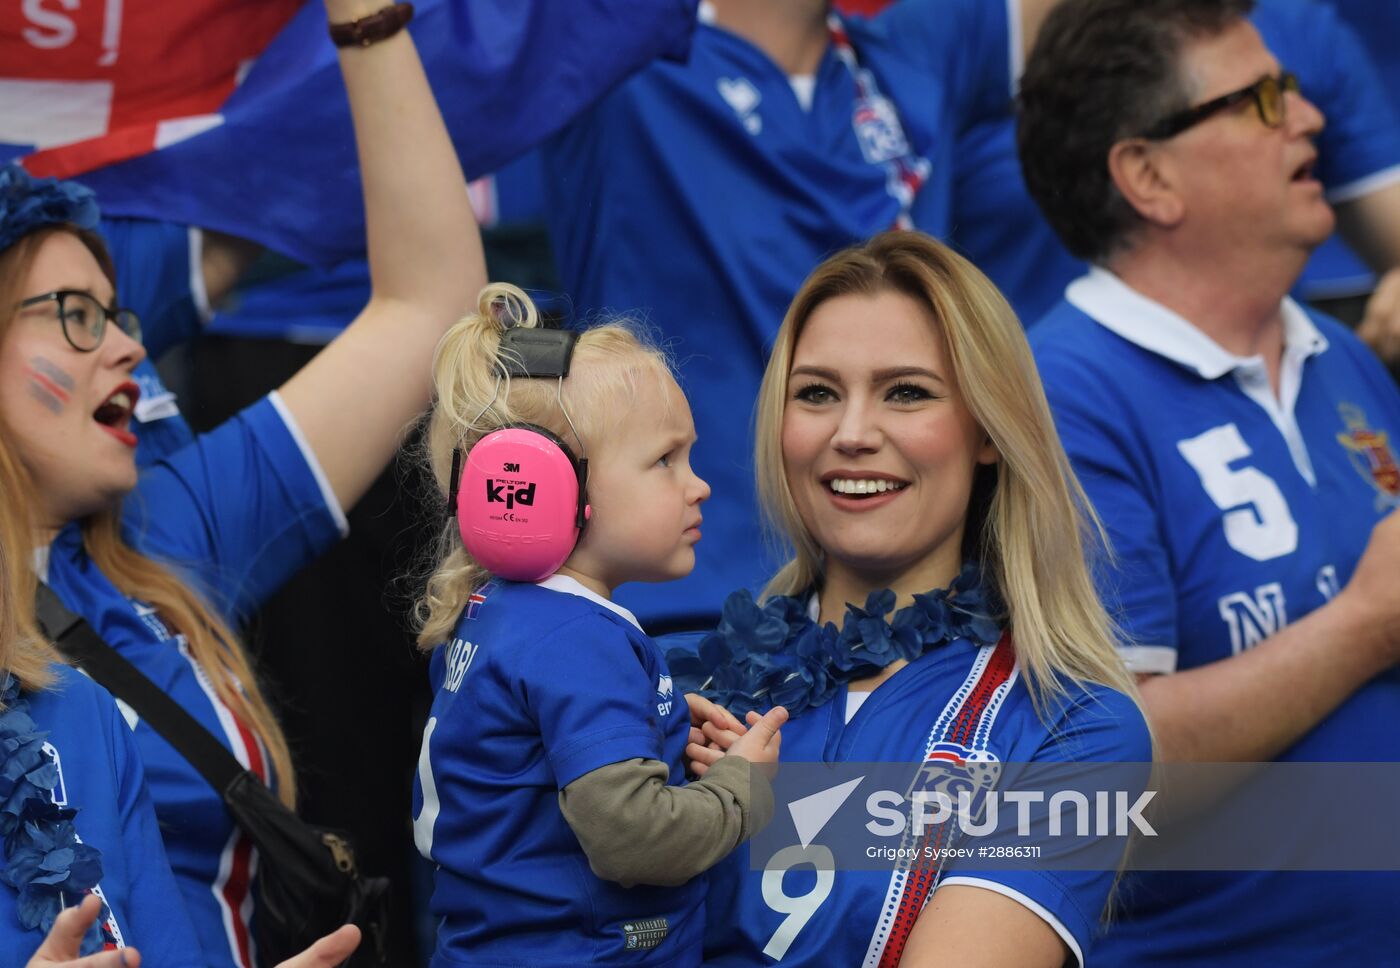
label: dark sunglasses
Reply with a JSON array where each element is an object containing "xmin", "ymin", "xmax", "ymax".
[
  {"xmin": 1140, "ymin": 71, "xmax": 1300, "ymax": 141},
  {"xmin": 15, "ymin": 289, "xmax": 142, "ymax": 353}
]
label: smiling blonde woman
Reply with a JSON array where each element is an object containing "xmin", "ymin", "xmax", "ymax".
[{"xmin": 682, "ymin": 230, "xmax": 1148, "ymax": 968}]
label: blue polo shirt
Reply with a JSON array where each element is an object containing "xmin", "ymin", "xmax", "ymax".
[
  {"xmin": 953, "ymin": 0, "xmax": 1400, "ymax": 324},
  {"xmin": 1031, "ymin": 268, "xmax": 1400, "ymax": 964}
]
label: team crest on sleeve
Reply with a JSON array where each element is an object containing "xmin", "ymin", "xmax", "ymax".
[
  {"xmin": 656, "ymin": 675, "xmax": 674, "ymax": 718},
  {"xmin": 1336, "ymin": 404, "xmax": 1400, "ymax": 508}
]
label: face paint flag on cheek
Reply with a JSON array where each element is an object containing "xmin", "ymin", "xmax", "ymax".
[{"xmin": 26, "ymin": 356, "xmax": 75, "ymax": 414}]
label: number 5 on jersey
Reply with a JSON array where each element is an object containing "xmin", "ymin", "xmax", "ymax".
[{"xmin": 1177, "ymin": 424, "xmax": 1298, "ymax": 562}]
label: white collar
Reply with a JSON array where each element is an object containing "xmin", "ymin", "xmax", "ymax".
[
  {"xmin": 1065, "ymin": 267, "xmax": 1329, "ymax": 379},
  {"xmin": 698, "ymin": 0, "xmax": 716, "ymax": 25},
  {"xmin": 536, "ymin": 574, "xmax": 643, "ymax": 632}
]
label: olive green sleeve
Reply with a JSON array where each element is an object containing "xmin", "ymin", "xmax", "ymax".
[{"xmin": 558, "ymin": 754, "xmax": 775, "ymax": 888}]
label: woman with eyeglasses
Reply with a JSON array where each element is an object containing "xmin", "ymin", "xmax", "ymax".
[
  {"xmin": 0, "ymin": 380, "xmax": 362, "ymax": 967},
  {"xmin": 0, "ymin": 1, "xmax": 482, "ymax": 964}
]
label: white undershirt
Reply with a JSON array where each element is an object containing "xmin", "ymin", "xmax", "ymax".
[
  {"xmin": 789, "ymin": 74, "xmax": 816, "ymax": 112},
  {"xmin": 845, "ymin": 689, "xmax": 871, "ymax": 723}
]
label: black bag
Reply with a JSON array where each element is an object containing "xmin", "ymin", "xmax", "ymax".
[{"xmin": 36, "ymin": 584, "xmax": 390, "ymax": 967}]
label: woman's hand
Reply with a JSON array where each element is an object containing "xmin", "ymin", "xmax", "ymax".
[
  {"xmin": 24, "ymin": 896, "xmax": 360, "ymax": 968},
  {"xmin": 273, "ymin": 925, "xmax": 362, "ymax": 968},
  {"xmin": 26, "ymin": 895, "xmax": 138, "ymax": 968},
  {"xmin": 684, "ymin": 693, "xmax": 744, "ymax": 750},
  {"xmin": 685, "ymin": 692, "xmax": 744, "ymax": 776}
]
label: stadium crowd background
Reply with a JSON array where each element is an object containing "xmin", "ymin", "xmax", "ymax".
[{"xmin": 3, "ymin": 0, "xmax": 1400, "ymax": 964}]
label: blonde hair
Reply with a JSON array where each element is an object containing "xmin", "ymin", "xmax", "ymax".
[
  {"xmin": 754, "ymin": 230, "xmax": 1139, "ymax": 714},
  {"xmin": 415, "ymin": 283, "xmax": 674, "ymax": 647},
  {"xmin": 0, "ymin": 419, "xmax": 55, "ymax": 700},
  {"xmin": 0, "ymin": 227, "xmax": 297, "ymax": 805}
]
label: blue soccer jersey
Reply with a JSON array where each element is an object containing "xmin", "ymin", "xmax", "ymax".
[
  {"xmin": 542, "ymin": 0, "xmax": 1015, "ymax": 628},
  {"xmin": 40, "ymin": 393, "xmax": 345, "ymax": 968},
  {"xmin": 1031, "ymin": 269, "xmax": 1400, "ymax": 965},
  {"xmin": 699, "ymin": 634, "xmax": 1150, "ymax": 967},
  {"xmin": 99, "ymin": 215, "xmax": 206, "ymax": 466},
  {"xmin": 1325, "ymin": 0, "xmax": 1400, "ymax": 110},
  {"xmin": 951, "ymin": 0, "xmax": 1400, "ymax": 324},
  {"xmin": 412, "ymin": 576, "xmax": 706, "ymax": 967},
  {"xmin": 1, "ymin": 666, "xmax": 202, "ymax": 965}
]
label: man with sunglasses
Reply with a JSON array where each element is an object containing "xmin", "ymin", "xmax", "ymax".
[
  {"xmin": 1020, "ymin": 0, "xmax": 1400, "ymax": 964},
  {"xmin": 950, "ymin": 0, "xmax": 1400, "ymax": 335}
]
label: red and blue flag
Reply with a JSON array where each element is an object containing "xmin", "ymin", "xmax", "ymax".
[{"xmin": 2, "ymin": 0, "xmax": 698, "ymax": 265}]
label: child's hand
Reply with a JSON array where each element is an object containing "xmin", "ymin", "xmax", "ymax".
[
  {"xmin": 686, "ymin": 738, "xmax": 725, "ymax": 777},
  {"xmin": 724, "ymin": 706, "xmax": 788, "ymax": 769}
]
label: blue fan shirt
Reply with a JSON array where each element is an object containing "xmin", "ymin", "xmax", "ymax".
[
  {"xmin": 1031, "ymin": 269, "xmax": 1400, "ymax": 964},
  {"xmin": 412, "ymin": 576, "xmax": 704, "ymax": 967},
  {"xmin": 699, "ymin": 634, "xmax": 1150, "ymax": 967},
  {"xmin": 543, "ymin": 0, "xmax": 1017, "ymax": 628},
  {"xmin": 39, "ymin": 393, "xmax": 346, "ymax": 968},
  {"xmin": 0, "ymin": 666, "xmax": 202, "ymax": 965},
  {"xmin": 951, "ymin": 0, "xmax": 1400, "ymax": 325}
]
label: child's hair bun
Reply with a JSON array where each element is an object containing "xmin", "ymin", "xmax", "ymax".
[{"xmin": 480, "ymin": 282, "xmax": 539, "ymax": 334}]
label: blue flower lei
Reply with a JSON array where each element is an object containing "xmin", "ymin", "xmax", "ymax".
[
  {"xmin": 0, "ymin": 163, "xmax": 100, "ymax": 255},
  {"xmin": 668, "ymin": 563, "xmax": 1002, "ymax": 718},
  {"xmin": 0, "ymin": 673, "xmax": 108, "ymax": 955}
]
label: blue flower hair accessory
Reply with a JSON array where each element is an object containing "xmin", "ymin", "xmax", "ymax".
[
  {"xmin": 0, "ymin": 673, "xmax": 108, "ymax": 954},
  {"xmin": 0, "ymin": 163, "xmax": 100, "ymax": 256},
  {"xmin": 668, "ymin": 562, "xmax": 1002, "ymax": 718}
]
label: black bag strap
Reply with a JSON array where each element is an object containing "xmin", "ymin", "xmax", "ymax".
[{"xmin": 34, "ymin": 582, "xmax": 247, "ymax": 795}]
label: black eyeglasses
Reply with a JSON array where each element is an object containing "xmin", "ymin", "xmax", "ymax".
[
  {"xmin": 1140, "ymin": 71, "xmax": 1300, "ymax": 141},
  {"xmin": 15, "ymin": 289, "xmax": 142, "ymax": 353}
]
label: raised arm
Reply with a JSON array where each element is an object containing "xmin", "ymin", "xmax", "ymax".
[{"xmin": 277, "ymin": 0, "xmax": 484, "ymax": 511}]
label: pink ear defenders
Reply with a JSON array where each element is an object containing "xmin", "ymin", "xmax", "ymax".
[{"xmin": 446, "ymin": 328, "xmax": 592, "ymax": 582}]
